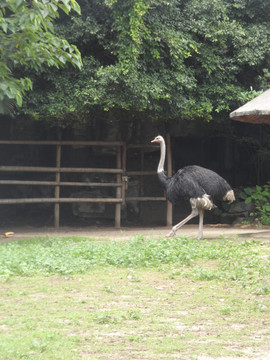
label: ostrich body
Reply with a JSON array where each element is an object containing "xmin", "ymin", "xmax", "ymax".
[{"xmin": 151, "ymin": 135, "xmax": 235, "ymax": 238}]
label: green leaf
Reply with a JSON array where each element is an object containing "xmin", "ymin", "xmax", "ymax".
[
  {"xmin": 1, "ymin": 22, "xmax": 8, "ymax": 33},
  {"xmin": 15, "ymin": 91, "xmax": 22, "ymax": 107},
  {"xmin": 71, "ymin": 0, "xmax": 81, "ymax": 15},
  {"xmin": 40, "ymin": 9, "xmax": 49, "ymax": 18}
]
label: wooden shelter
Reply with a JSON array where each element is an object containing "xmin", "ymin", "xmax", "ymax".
[{"xmin": 230, "ymin": 88, "xmax": 270, "ymax": 124}]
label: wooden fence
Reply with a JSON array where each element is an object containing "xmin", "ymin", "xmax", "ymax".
[{"xmin": 0, "ymin": 136, "xmax": 172, "ymax": 228}]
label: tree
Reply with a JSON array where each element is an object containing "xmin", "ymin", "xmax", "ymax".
[
  {"xmin": 0, "ymin": 0, "xmax": 82, "ymax": 110},
  {"xmin": 22, "ymin": 0, "xmax": 270, "ymax": 125}
]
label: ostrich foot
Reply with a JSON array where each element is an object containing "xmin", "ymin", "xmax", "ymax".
[
  {"xmin": 167, "ymin": 206, "xmax": 199, "ymax": 239},
  {"xmin": 165, "ymin": 226, "xmax": 177, "ymax": 237}
]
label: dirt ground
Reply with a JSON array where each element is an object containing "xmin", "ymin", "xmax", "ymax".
[{"xmin": 1, "ymin": 224, "xmax": 270, "ymax": 242}]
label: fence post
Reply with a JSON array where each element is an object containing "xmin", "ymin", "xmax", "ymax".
[
  {"xmin": 122, "ymin": 143, "xmax": 127, "ymax": 205},
  {"xmin": 54, "ymin": 144, "xmax": 61, "ymax": 228},
  {"xmin": 115, "ymin": 146, "xmax": 122, "ymax": 228}
]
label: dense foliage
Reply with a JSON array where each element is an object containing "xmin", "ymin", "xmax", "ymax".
[
  {"xmin": 18, "ymin": 0, "xmax": 270, "ymax": 125},
  {"xmin": 0, "ymin": 0, "xmax": 82, "ymax": 112},
  {"xmin": 240, "ymin": 183, "xmax": 270, "ymax": 225}
]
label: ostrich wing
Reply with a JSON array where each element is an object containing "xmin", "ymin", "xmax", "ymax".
[
  {"xmin": 184, "ymin": 166, "xmax": 232, "ymax": 199},
  {"xmin": 164, "ymin": 165, "xmax": 232, "ymax": 204},
  {"xmin": 165, "ymin": 168, "xmax": 206, "ymax": 203}
]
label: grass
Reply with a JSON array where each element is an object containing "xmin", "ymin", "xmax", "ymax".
[
  {"xmin": 0, "ymin": 235, "xmax": 270, "ymax": 359},
  {"xmin": 0, "ymin": 235, "xmax": 269, "ymax": 295}
]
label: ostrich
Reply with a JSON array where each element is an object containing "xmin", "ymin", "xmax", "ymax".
[{"xmin": 151, "ymin": 135, "xmax": 235, "ymax": 238}]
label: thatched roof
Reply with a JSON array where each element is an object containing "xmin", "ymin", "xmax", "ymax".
[{"xmin": 230, "ymin": 89, "xmax": 270, "ymax": 124}]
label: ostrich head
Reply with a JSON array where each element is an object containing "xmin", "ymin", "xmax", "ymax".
[{"xmin": 151, "ymin": 135, "xmax": 164, "ymax": 143}]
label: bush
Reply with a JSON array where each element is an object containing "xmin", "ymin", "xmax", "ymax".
[{"xmin": 240, "ymin": 183, "xmax": 270, "ymax": 225}]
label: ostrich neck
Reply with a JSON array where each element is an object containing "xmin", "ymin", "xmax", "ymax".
[{"xmin": 158, "ymin": 139, "xmax": 166, "ymax": 173}]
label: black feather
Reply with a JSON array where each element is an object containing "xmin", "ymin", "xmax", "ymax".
[{"xmin": 158, "ymin": 165, "xmax": 232, "ymax": 204}]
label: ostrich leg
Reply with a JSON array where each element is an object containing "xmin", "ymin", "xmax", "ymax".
[
  {"xmin": 198, "ymin": 209, "xmax": 204, "ymax": 239},
  {"xmin": 166, "ymin": 199, "xmax": 199, "ymax": 237}
]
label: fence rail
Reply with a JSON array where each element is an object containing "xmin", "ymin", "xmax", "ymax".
[
  {"xmin": 0, "ymin": 166, "xmax": 123, "ymax": 173},
  {"xmin": 0, "ymin": 198, "xmax": 122, "ymax": 204},
  {"xmin": 0, "ymin": 180, "xmax": 121, "ymax": 187},
  {"xmin": 0, "ymin": 140, "xmax": 124, "ymax": 146}
]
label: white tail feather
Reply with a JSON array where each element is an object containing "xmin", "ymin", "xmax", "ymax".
[{"xmin": 223, "ymin": 190, "xmax": 235, "ymax": 203}]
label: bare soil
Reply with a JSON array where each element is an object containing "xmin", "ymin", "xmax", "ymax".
[{"xmin": 1, "ymin": 224, "xmax": 270, "ymax": 242}]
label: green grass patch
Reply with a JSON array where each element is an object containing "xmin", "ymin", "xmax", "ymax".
[
  {"xmin": 0, "ymin": 268, "xmax": 270, "ymax": 360},
  {"xmin": 1, "ymin": 235, "xmax": 269, "ymax": 294},
  {"xmin": 0, "ymin": 235, "xmax": 270, "ymax": 359}
]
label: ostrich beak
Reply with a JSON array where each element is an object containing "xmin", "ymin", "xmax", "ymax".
[{"xmin": 151, "ymin": 138, "xmax": 157, "ymax": 143}]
